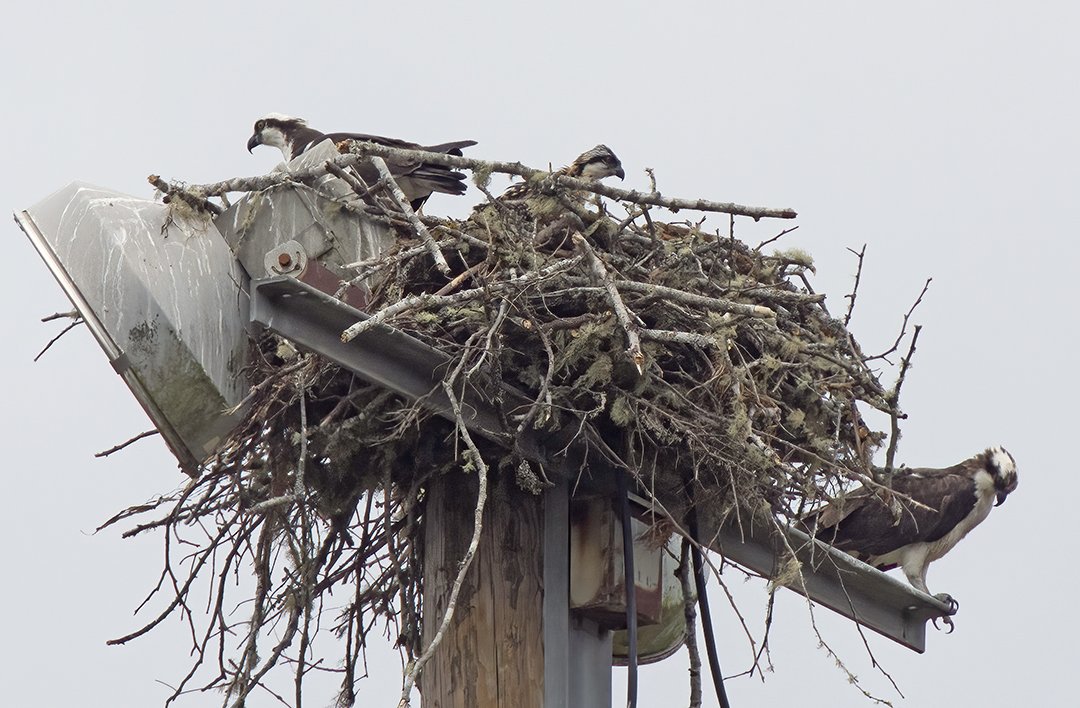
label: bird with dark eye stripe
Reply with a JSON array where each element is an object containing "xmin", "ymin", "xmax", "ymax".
[
  {"xmin": 499, "ymin": 144, "xmax": 625, "ymax": 202},
  {"xmin": 468, "ymin": 145, "xmax": 626, "ymax": 245},
  {"xmin": 803, "ymin": 445, "xmax": 1018, "ymax": 612},
  {"xmin": 567, "ymin": 144, "xmax": 626, "ymax": 181},
  {"xmin": 246, "ymin": 113, "xmax": 478, "ymax": 211}
]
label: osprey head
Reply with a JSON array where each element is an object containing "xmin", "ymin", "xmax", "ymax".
[
  {"xmin": 247, "ymin": 113, "xmax": 308, "ymax": 156},
  {"xmin": 984, "ymin": 445, "xmax": 1018, "ymax": 506},
  {"xmin": 570, "ymin": 144, "xmax": 625, "ymax": 181}
]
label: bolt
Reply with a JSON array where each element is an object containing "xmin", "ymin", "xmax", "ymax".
[{"xmin": 278, "ymin": 252, "xmax": 293, "ymax": 268}]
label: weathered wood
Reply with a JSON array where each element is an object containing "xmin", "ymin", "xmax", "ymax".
[{"xmin": 421, "ymin": 473, "xmax": 545, "ymax": 708}]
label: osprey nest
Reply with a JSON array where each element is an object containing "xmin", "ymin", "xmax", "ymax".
[{"xmin": 118, "ymin": 142, "xmax": 922, "ymax": 706}]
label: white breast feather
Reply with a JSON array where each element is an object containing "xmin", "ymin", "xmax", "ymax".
[{"xmin": 923, "ymin": 468, "xmax": 996, "ymax": 562}]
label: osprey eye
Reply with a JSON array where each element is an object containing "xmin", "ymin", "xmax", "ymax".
[{"xmin": 256, "ymin": 120, "xmax": 264, "ymax": 130}]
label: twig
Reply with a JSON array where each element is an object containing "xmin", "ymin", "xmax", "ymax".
[
  {"xmin": 843, "ymin": 244, "xmax": 866, "ymax": 327},
  {"xmin": 755, "ymin": 225, "xmax": 800, "ymax": 252},
  {"xmin": 95, "ymin": 430, "xmax": 160, "ymax": 458},
  {"xmin": 352, "ymin": 142, "xmax": 798, "ymax": 220},
  {"xmin": 639, "ymin": 328, "xmax": 719, "ymax": 348},
  {"xmin": 41, "ymin": 310, "xmax": 78, "ymax": 322},
  {"xmin": 884, "ymin": 325, "xmax": 922, "ymax": 473},
  {"xmin": 35, "ymin": 317, "xmax": 84, "ymax": 361},
  {"xmin": 340, "ymin": 255, "xmax": 583, "ymax": 343},
  {"xmin": 830, "ymin": 558, "xmax": 905, "ymax": 696},
  {"xmin": 865, "ymin": 278, "xmax": 932, "ymax": 363},
  {"xmin": 573, "ymin": 233, "xmax": 644, "ymax": 375},
  {"xmin": 434, "ymin": 260, "xmax": 488, "ymax": 297},
  {"xmin": 228, "ymin": 600, "xmax": 301, "ymax": 708},
  {"xmin": 324, "ymin": 161, "xmax": 379, "ymax": 201},
  {"xmin": 612, "ymin": 279, "xmax": 775, "ymax": 319},
  {"xmin": 148, "ymin": 175, "xmax": 223, "ymax": 216},
  {"xmin": 534, "ymin": 212, "xmax": 586, "ymax": 248},
  {"xmin": 340, "ymin": 237, "xmax": 464, "ymax": 291},
  {"xmin": 294, "ymin": 386, "xmax": 308, "ymax": 497},
  {"xmin": 513, "ymin": 308, "xmax": 557, "ymax": 440},
  {"xmin": 767, "ymin": 516, "xmax": 895, "ymax": 706},
  {"xmin": 678, "ymin": 540, "xmax": 703, "ymax": 708},
  {"xmin": 176, "ymin": 146, "xmax": 797, "ymax": 221},
  {"xmin": 368, "ymin": 156, "xmax": 451, "ymax": 277},
  {"xmin": 246, "ymin": 495, "xmax": 296, "ymax": 515}
]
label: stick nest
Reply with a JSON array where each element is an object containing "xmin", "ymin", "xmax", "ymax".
[{"xmin": 115, "ymin": 153, "xmax": 908, "ymax": 707}]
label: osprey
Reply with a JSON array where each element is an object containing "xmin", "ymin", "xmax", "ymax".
[
  {"xmin": 246, "ymin": 113, "xmax": 477, "ymax": 210},
  {"xmin": 805, "ymin": 446, "xmax": 1018, "ymax": 604},
  {"xmin": 500, "ymin": 144, "xmax": 625, "ymax": 201}
]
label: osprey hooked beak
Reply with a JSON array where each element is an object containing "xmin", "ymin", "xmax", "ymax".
[
  {"xmin": 614, "ymin": 165, "xmax": 625, "ymax": 180},
  {"xmin": 246, "ymin": 132, "xmax": 262, "ymax": 153},
  {"xmin": 995, "ymin": 490, "xmax": 1009, "ymax": 506}
]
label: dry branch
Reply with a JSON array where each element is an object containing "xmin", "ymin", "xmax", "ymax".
[
  {"xmin": 340, "ymin": 255, "xmax": 584, "ymax": 343},
  {"xmin": 148, "ymin": 175, "xmax": 223, "ymax": 216},
  {"xmin": 41, "ymin": 309, "xmax": 78, "ymax": 322},
  {"xmin": 342, "ymin": 141, "xmax": 798, "ymax": 220},
  {"xmin": 866, "ymin": 278, "xmax": 932, "ymax": 363},
  {"xmin": 574, "ymin": 233, "xmax": 645, "ymax": 374},
  {"xmin": 844, "ymin": 244, "xmax": 867, "ymax": 326},
  {"xmin": 34, "ymin": 314, "xmax": 83, "ymax": 361},
  {"xmin": 678, "ymin": 541, "xmax": 704, "ymax": 708},
  {"xmin": 172, "ymin": 146, "xmax": 796, "ymax": 221},
  {"xmin": 95, "ymin": 429, "xmax": 160, "ymax": 458},
  {"xmin": 884, "ymin": 324, "xmax": 923, "ymax": 473},
  {"xmin": 612, "ymin": 279, "xmax": 776, "ymax": 319},
  {"xmin": 368, "ymin": 156, "xmax": 451, "ymax": 277}
]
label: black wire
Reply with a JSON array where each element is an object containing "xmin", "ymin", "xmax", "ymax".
[
  {"xmin": 617, "ymin": 471, "xmax": 638, "ymax": 708},
  {"xmin": 690, "ymin": 524, "xmax": 732, "ymax": 708}
]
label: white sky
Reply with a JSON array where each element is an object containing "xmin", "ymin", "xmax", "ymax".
[{"xmin": 3, "ymin": 2, "xmax": 1077, "ymax": 706}]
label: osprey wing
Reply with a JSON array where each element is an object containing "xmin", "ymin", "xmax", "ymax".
[
  {"xmin": 891, "ymin": 469, "xmax": 980, "ymax": 545},
  {"xmin": 810, "ymin": 469, "xmax": 978, "ymax": 559},
  {"xmin": 320, "ymin": 133, "xmax": 476, "ymax": 155},
  {"xmin": 323, "ymin": 133, "xmax": 477, "ymax": 208}
]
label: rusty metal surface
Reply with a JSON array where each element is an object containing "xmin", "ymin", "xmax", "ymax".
[
  {"xmin": 15, "ymin": 183, "xmax": 250, "ymax": 473},
  {"xmin": 612, "ymin": 537, "xmax": 687, "ymax": 666},
  {"xmin": 569, "ymin": 497, "xmax": 664, "ymax": 628}
]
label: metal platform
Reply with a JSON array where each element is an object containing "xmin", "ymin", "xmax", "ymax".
[{"xmin": 249, "ymin": 276, "xmax": 955, "ymax": 652}]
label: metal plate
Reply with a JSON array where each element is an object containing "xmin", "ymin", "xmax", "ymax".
[
  {"xmin": 15, "ymin": 183, "xmax": 251, "ymax": 473},
  {"xmin": 215, "ymin": 141, "xmax": 395, "ymax": 285}
]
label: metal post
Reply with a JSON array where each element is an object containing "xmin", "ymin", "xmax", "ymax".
[{"xmin": 544, "ymin": 479, "xmax": 612, "ymax": 708}]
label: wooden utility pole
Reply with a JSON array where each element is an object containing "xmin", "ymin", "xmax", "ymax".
[{"xmin": 421, "ymin": 473, "xmax": 548, "ymax": 707}]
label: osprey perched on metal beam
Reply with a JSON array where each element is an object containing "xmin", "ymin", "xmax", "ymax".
[
  {"xmin": 246, "ymin": 113, "xmax": 477, "ymax": 210},
  {"xmin": 500, "ymin": 144, "xmax": 625, "ymax": 201},
  {"xmin": 805, "ymin": 446, "xmax": 1018, "ymax": 604}
]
